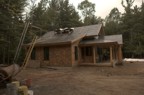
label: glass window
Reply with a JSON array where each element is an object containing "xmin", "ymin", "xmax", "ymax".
[
  {"xmin": 75, "ymin": 46, "xmax": 78, "ymax": 60},
  {"xmin": 44, "ymin": 47, "xmax": 49, "ymax": 60},
  {"xmin": 31, "ymin": 48, "xmax": 36, "ymax": 60}
]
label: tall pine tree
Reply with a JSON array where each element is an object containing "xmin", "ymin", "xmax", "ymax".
[{"xmin": 0, "ymin": 0, "xmax": 27, "ymax": 64}]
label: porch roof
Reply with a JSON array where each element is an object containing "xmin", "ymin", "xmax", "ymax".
[{"xmin": 80, "ymin": 34, "xmax": 123, "ymax": 45}]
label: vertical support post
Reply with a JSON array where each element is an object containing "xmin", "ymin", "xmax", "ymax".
[
  {"xmin": 78, "ymin": 46, "xmax": 81, "ymax": 65},
  {"xmin": 113, "ymin": 47, "xmax": 115, "ymax": 60},
  {"xmin": 95, "ymin": 46, "xmax": 97, "ymax": 63},
  {"xmin": 71, "ymin": 45, "xmax": 74, "ymax": 67},
  {"xmin": 118, "ymin": 45, "xmax": 123, "ymax": 64},
  {"xmin": 93, "ymin": 46, "xmax": 96, "ymax": 64},
  {"xmin": 115, "ymin": 46, "xmax": 118, "ymax": 61},
  {"xmin": 110, "ymin": 46, "xmax": 113, "ymax": 66}
]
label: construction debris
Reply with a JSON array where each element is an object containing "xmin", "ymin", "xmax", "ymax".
[
  {"xmin": 7, "ymin": 80, "xmax": 33, "ymax": 95},
  {"xmin": 0, "ymin": 64, "xmax": 20, "ymax": 87}
]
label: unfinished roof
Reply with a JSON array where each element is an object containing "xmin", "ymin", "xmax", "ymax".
[
  {"xmin": 80, "ymin": 34, "xmax": 123, "ymax": 45},
  {"xmin": 74, "ymin": 24, "xmax": 102, "ymax": 36},
  {"xmin": 35, "ymin": 24, "xmax": 102, "ymax": 45}
]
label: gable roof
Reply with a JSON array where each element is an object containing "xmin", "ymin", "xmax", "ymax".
[
  {"xmin": 35, "ymin": 24, "xmax": 102, "ymax": 45},
  {"xmin": 80, "ymin": 34, "xmax": 123, "ymax": 45}
]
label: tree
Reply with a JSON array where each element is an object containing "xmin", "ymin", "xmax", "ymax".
[
  {"xmin": 29, "ymin": 0, "xmax": 82, "ymax": 31},
  {"xmin": 0, "ymin": 0, "xmax": 27, "ymax": 64},
  {"xmin": 78, "ymin": 0, "xmax": 95, "ymax": 18},
  {"xmin": 44, "ymin": 0, "xmax": 60, "ymax": 30},
  {"xmin": 106, "ymin": 8, "xmax": 121, "ymax": 23},
  {"xmin": 105, "ymin": 0, "xmax": 144, "ymax": 58},
  {"xmin": 58, "ymin": 0, "xmax": 82, "ymax": 28},
  {"xmin": 105, "ymin": 8, "xmax": 121, "ymax": 35},
  {"xmin": 131, "ymin": 4, "xmax": 144, "ymax": 57},
  {"xmin": 140, "ymin": 1, "xmax": 144, "ymax": 25},
  {"xmin": 120, "ymin": 0, "xmax": 144, "ymax": 57},
  {"xmin": 32, "ymin": 0, "xmax": 48, "ymax": 26},
  {"xmin": 78, "ymin": 0, "xmax": 101, "ymax": 25}
]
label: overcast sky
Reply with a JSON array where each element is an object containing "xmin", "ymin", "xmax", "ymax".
[{"xmin": 69, "ymin": 0, "xmax": 142, "ymax": 18}]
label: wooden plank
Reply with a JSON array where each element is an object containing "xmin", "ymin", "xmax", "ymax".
[
  {"xmin": 78, "ymin": 47, "xmax": 81, "ymax": 65},
  {"xmin": 116, "ymin": 46, "xmax": 118, "ymax": 61},
  {"xmin": 95, "ymin": 46, "xmax": 98, "ymax": 63},
  {"xmin": 71, "ymin": 45, "xmax": 74, "ymax": 67},
  {"xmin": 93, "ymin": 46, "xmax": 96, "ymax": 64},
  {"xmin": 80, "ymin": 42, "xmax": 117, "ymax": 47},
  {"xmin": 110, "ymin": 46, "xmax": 113, "ymax": 66},
  {"xmin": 118, "ymin": 45, "xmax": 122, "ymax": 63}
]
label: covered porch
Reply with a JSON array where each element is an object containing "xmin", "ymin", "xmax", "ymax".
[{"xmin": 77, "ymin": 41, "xmax": 123, "ymax": 67}]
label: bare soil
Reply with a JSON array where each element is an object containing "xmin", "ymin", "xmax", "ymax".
[{"xmin": 1, "ymin": 62, "xmax": 144, "ymax": 95}]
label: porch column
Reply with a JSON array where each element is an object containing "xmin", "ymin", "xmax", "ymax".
[
  {"xmin": 110, "ymin": 46, "xmax": 113, "ymax": 66},
  {"xmin": 116, "ymin": 46, "xmax": 118, "ymax": 61},
  {"xmin": 71, "ymin": 45, "xmax": 74, "ymax": 67},
  {"xmin": 93, "ymin": 46, "xmax": 96, "ymax": 64},
  {"xmin": 118, "ymin": 45, "xmax": 123, "ymax": 64},
  {"xmin": 113, "ymin": 47, "xmax": 115, "ymax": 60},
  {"xmin": 78, "ymin": 47, "xmax": 81, "ymax": 65}
]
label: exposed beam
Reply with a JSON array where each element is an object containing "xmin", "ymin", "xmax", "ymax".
[
  {"xmin": 93, "ymin": 46, "xmax": 96, "ymax": 64},
  {"xmin": 110, "ymin": 46, "xmax": 113, "ymax": 66},
  {"xmin": 118, "ymin": 45, "xmax": 123, "ymax": 64},
  {"xmin": 70, "ymin": 45, "xmax": 74, "ymax": 67},
  {"xmin": 78, "ymin": 47, "xmax": 81, "ymax": 65}
]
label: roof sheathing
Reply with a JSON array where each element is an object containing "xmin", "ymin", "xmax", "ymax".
[{"xmin": 35, "ymin": 24, "xmax": 102, "ymax": 45}]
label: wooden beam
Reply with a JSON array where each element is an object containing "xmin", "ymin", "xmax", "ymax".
[
  {"xmin": 80, "ymin": 43, "xmax": 117, "ymax": 47},
  {"xmin": 118, "ymin": 45, "xmax": 123, "ymax": 64},
  {"xmin": 116, "ymin": 46, "xmax": 118, "ymax": 61},
  {"xmin": 78, "ymin": 47, "xmax": 81, "ymax": 65},
  {"xmin": 110, "ymin": 46, "xmax": 113, "ymax": 66},
  {"xmin": 113, "ymin": 47, "xmax": 116, "ymax": 60},
  {"xmin": 71, "ymin": 45, "xmax": 74, "ymax": 67},
  {"xmin": 95, "ymin": 46, "xmax": 98, "ymax": 63},
  {"xmin": 93, "ymin": 46, "xmax": 96, "ymax": 64},
  {"xmin": 80, "ymin": 42, "xmax": 117, "ymax": 47}
]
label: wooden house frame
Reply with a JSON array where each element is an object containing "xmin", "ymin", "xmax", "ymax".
[{"xmin": 26, "ymin": 24, "xmax": 123, "ymax": 67}]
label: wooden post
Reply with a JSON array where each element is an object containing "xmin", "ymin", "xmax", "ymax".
[
  {"xmin": 115, "ymin": 46, "xmax": 118, "ymax": 61},
  {"xmin": 93, "ymin": 46, "xmax": 96, "ymax": 64},
  {"xmin": 113, "ymin": 47, "xmax": 115, "ymax": 60},
  {"xmin": 95, "ymin": 46, "xmax": 97, "ymax": 63},
  {"xmin": 118, "ymin": 45, "xmax": 123, "ymax": 64},
  {"xmin": 71, "ymin": 45, "xmax": 74, "ymax": 67},
  {"xmin": 110, "ymin": 46, "xmax": 113, "ymax": 66},
  {"xmin": 78, "ymin": 47, "xmax": 81, "ymax": 65}
]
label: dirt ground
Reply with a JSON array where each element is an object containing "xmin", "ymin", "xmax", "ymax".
[{"xmin": 1, "ymin": 62, "xmax": 144, "ymax": 95}]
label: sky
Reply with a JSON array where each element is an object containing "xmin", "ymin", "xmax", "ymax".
[{"xmin": 69, "ymin": 0, "xmax": 142, "ymax": 18}]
